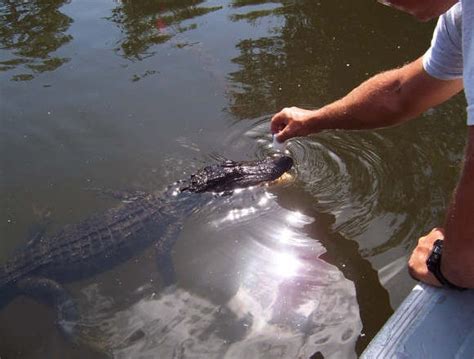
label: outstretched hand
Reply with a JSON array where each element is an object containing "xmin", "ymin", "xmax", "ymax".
[
  {"xmin": 271, "ymin": 107, "xmax": 317, "ymax": 142},
  {"xmin": 408, "ymin": 227, "xmax": 444, "ymax": 287}
]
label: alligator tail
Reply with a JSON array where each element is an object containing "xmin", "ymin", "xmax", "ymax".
[{"xmin": 0, "ymin": 272, "xmax": 78, "ymax": 337}]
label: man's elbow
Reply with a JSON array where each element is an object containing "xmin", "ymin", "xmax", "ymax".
[{"xmin": 378, "ymin": 81, "xmax": 417, "ymax": 126}]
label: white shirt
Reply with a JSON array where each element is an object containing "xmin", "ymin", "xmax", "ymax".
[{"xmin": 423, "ymin": 1, "xmax": 474, "ymax": 125}]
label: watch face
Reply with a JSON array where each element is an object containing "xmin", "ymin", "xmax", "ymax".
[
  {"xmin": 426, "ymin": 240, "xmax": 443, "ymax": 272},
  {"xmin": 425, "ymin": 240, "xmax": 466, "ymax": 290},
  {"xmin": 426, "ymin": 257, "xmax": 436, "ymax": 269}
]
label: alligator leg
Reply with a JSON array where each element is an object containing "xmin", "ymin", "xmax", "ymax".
[
  {"xmin": 16, "ymin": 277, "xmax": 79, "ymax": 336},
  {"xmin": 154, "ymin": 221, "xmax": 184, "ymax": 287},
  {"xmin": 24, "ymin": 205, "xmax": 52, "ymax": 248},
  {"xmin": 24, "ymin": 221, "xmax": 50, "ymax": 249}
]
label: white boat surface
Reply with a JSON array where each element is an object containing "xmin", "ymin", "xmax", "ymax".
[{"xmin": 362, "ymin": 284, "xmax": 474, "ymax": 358}]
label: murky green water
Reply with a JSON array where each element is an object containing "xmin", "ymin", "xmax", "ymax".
[{"xmin": 0, "ymin": 0, "xmax": 468, "ymax": 358}]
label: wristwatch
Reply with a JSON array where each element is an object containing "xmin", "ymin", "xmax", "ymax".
[{"xmin": 426, "ymin": 239, "xmax": 466, "ymax": 291}]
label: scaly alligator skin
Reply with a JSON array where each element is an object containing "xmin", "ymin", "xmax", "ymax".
[{"xmin": 0, "ymin": 155, "xmax": 293, "ymax": 329}]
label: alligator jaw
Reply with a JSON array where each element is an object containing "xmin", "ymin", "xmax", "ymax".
[{"xmin": 269, "ymin": 171, "xmax": 294, "ymax": 186}]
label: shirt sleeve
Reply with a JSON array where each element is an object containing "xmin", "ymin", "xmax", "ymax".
[
  {"xmin": 462, "ymin": 0, "xmax": 474, "ymax": 125},
  {"xmin": 423, "ymin": 3, "xmax": 463, "ymax": 80}
]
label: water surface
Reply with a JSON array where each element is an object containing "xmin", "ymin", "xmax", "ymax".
[{"xmin": 0, "ymin": 0, "xmax": 468, "ymax": 357}]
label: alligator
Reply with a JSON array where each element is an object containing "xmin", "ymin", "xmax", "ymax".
[{"xmin": 0, "ymin": 155, "xmax": 293, "ymax": 332}]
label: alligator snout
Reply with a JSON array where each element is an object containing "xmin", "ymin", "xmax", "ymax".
[{"xmin": 271, "ymin": 155, "xmax": 293, "ymax": 174}]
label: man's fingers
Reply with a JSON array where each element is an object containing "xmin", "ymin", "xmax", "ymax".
[
  {"xmin": 276, "ymin": 128, "xmax": 291, "ymax": 143},
  {"xmin": 271, "ymin": 112, "xmax": 291, "ymax": 142},
  {"xmin": 407, "ymin": 226, "xmax": 447, "ymax": 287},
  {"xmin": 271, "ymin": 106, "xmax": 309, "ymax": 141},
  {"xmin": 407, "ymin": 243, "xmax": 443, "ymax": 287},
  {"xmin": 270, "ymin": 112, "xmax": 288, "ymax": 134},
  {"xmin": 419, "ymin": 227, "xmax": 444, "ymax": 242},
  {"xmin": 430, "ymin": 227, "xmax": 445, "ymax": 237}
]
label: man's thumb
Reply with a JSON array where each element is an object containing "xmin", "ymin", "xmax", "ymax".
[{"xmin": 276, "ymin": 129, "xmax": 290, "ymax": 143}]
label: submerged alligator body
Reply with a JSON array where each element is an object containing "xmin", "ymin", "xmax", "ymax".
[{"xmin": 0, "ymin": 155, "xmax": 293, "ymax": 328}]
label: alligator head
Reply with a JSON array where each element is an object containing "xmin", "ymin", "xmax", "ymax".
[{"xmin": 181, "ymin": 155, "xmax": 293, "ymax": 193}]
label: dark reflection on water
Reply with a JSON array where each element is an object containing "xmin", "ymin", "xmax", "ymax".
[
  {"xmin": 0, "ymin": 0, "xmax": 72, "ymax": 81},
  {"xmin": 226, "ymin": 0, "xmax": 434, "ymax": 119},
  {"xmin": 272, "ymin": 184, "xmax": 392, "ymax": 354},
  {"xmin": 286, "ymin": 109, "xmax": 466, "ymax": 259},
  {"xmin": 108, "ymin": 0, "xmax": 222, "ymax": 60}
]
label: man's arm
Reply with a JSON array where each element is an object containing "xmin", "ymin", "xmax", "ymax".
[
  {"xmin": 409, "ymin": 128, "xmax": 474, "ymax": 288},
  {"xmin": 271, "ymin": 57, "xmax": 463, "ymax": 141}
]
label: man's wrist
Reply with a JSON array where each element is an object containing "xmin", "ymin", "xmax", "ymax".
[
  {"xmin": 308, "ymin": 107, "xmax": 339, "ymax": 133},
  {"xmin": 441, "ymin": 257, "xmax": 474, "ymax": 289},
  {"xmin": 426, "ymin": 240, "xmax": 467, "ymax": 291}
]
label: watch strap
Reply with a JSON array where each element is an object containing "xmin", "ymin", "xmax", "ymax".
[{"xmin": 426, "ymin": 239, "xmax": 467, "ymax": 291}]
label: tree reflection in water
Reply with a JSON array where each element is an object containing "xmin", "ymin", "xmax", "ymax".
[
  {"xmin": 107, "ymin": 0, "xmax": 222, "ymax": 60},
  {"xmin": 0, "ymin": 0, "xmax": 72, "ymax": 81},
  {"xmin": 227, "ymin": 0, "xmax": 334, "ymax": 119}
]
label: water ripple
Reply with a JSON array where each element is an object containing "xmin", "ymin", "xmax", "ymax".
[
  {"xmin": 291, "ymin": 132, "xmax": 390, "ymax": 235},
  {"xmin": 224, "ymin": 116, "xmax": 447, "ymax": 260},
  {"xmin": 226, "ymin": 118, "xmax": 396, "ymax": 244}
]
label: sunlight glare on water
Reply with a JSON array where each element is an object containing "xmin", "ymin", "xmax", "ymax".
[
  {"xmin": 75, "ymin": 186, "xmax": 362, "ymax": 358},
  {"xmin": 270, "ymin": 252, "xmax": 301, "ymax": 278}
]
